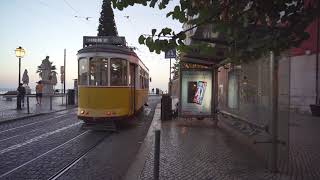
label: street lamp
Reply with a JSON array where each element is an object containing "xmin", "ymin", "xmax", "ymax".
[{"xmin": 15, "ymin": 46, "xmax": 25, "ymax": 110}]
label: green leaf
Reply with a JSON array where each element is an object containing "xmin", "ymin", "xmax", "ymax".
[
  {"xmin": 152, "ymin": 29, "xmax": 157, "ymax": 36},
  {"xmin": 138, "ymin": 35, "xmax": 146, "ymax": 44},
  {"xmin": 161, "ymin": 28, "xmax": 172, "ymax": 36},
  {"xmin": 150, "ymin": 0, "xmax": 157, "ymax": 7}
]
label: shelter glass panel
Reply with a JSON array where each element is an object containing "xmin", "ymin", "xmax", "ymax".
[{"xmin": 110, "ymin": 58, "xmax": 128, "ymax": 86}]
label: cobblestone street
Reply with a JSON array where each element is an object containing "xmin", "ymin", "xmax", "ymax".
[{"xmin": 0, "ymin": 96, "xmax": 160, "ymax": 180}]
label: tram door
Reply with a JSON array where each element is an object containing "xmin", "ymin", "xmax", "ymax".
[{"xmin": 129, "ymin": 63, "xmax": 136, "ymax": 115}]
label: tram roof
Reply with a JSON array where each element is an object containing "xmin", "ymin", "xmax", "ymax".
[
  {"xmin": 77, "ymin": 45, "xmax": 149, "ymax": 71},
  {"xmin": 78, "ymin": 44, "xmax": 137, "ymax": 57}
]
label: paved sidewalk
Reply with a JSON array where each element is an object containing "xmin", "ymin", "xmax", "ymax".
[
  {"xmin": 282, "ymin": 113, "xmax": 320, "ymax": 179},
  {"xmin": 125, "ymin": 105, "xmax": 282, "ymax": 180},
  {"xmin": 0, "ymin": 95, "xmax": 74, "ymax": 123},
  {"xmin": 125, "ymin": 103, "xmax": 320, "ymax": 180}
]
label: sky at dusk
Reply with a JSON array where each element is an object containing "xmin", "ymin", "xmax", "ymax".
[{"xmin": 0, "ymin": 0, "xmax": 182, "ymax": 91}]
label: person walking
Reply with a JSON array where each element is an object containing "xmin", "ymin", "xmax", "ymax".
[
  {"xmin": 17, "ymin": 83, "xmax": 26, "ymax": 109},
  {"xmin": 36, "ymin": 81, "xmax": 43, "ymax": 105}
]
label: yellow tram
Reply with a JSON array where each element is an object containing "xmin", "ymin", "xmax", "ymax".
[{"xmin": 77, "ymin": 36, "xmax": 149, "ymax": 123}]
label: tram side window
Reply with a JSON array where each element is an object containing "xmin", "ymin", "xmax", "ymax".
[
  {"xmin": 110, "ymin": 58, "xmax": 127, "ymax": 86},
  {"xmin": 79, "ymin": 58, "xmax": 89, "ymax": 85},
  {"xmin": 146, "ymin": 73, "xmax": 149, "ymax": 89},
  {"xmin": 89, "ymin": 57, "xmax": 108, "ymax": 86},
  {"xmin": 139, "ymin": 67, "xmax": 144, "ymax": 89}
]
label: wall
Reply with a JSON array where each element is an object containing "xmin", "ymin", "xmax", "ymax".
[{"xmin": 290, "ymin": 54, "xmax": 319, "ymax": 113}]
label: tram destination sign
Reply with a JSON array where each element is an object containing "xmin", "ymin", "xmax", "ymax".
[{"xmin": 83, "ymin": 36, "xmax": 126, "ymax": 47}]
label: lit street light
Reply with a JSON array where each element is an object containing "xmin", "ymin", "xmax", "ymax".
[{"xmin": 15, "ymin": 46, "xmax": 25, "ymax": 110}]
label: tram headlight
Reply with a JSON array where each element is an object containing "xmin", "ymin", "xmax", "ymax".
[{"xmin": 80, "ymin": 110, "xmax": 85, "ymax": 115}]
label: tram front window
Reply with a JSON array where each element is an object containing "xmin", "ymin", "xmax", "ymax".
[
  {"xmin": 90, "ymin": 57, "xmax": 108, "ymax": 86},
  {"xmin": 110, "ymin": 58, "xmax": 127, "ymax": 86},
  {"xmin": 79, "ymin": 58, "xmax": 89, "ymax": 85}
]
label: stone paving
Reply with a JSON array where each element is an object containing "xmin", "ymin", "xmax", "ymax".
[
  {"xmin": 125, "ymin": 105, "xmax": 320, "ymax": 180},
  {"xmin": 0, "ymin": 95, "xmax": 73, "ymax": 123},
  {"xmin": 281, "ymin": 113, "xmax": 320, "ymax": 180},
  {"xmin": 125, "ymin": 107, "xmax": 274, "ymax": 180}
]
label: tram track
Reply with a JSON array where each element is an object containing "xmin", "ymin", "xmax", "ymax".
[
  {"xmin": 0, "ymin": 108, "xmax": 77, "ymax": 132},
  {"xmin": 49, "ymin": 132, "xmax": 110, "ymax": 180},
  {"xmin": 0, "ymin": 122, "xmax": 86, "ymax": 176},
  {"xmin": 0, "ymin": 97, "xmax": 160, "ymax": 179},
  {"xmin": 0, "ymin": 110, "xmax": 76, "ymax": 137},
  {"xmin": 0, "ymin": 130, "xmax": 90, "ymax": 179},
  {"xmin": 0, "ymin": 130, "xmax": 110, "ymax": 180},
  {"xmin": 0, "ymin": 113, "xmax": 78, "ymax": 143}
]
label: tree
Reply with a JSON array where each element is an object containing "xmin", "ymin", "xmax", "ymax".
[
  {"xmin": 98, "ymin": 0, "xmax": 118, "ymax": 36},
  {"xmin": 111, "ymin": 0, "xmax": 318, "ymax": 63},
  {"xmin": 172, "ymin": 51, "xmax": 181, "ymax": 80}
]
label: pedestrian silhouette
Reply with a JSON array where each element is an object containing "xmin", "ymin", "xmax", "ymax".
[
  {"xmin": 36, "ymin": 81, "xmax": 43, "ymax": 105},
  {"xmin": 17, "ymin": 83, "xmax": 26, "ymax": 108}
]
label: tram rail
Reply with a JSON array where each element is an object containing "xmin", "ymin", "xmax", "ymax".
[
  {"xmin": 0, "ymin": 109, "xmax": 76, "ymax": 135},
  {"xmin": 49, "ymin": 132, "xmax": 110, "ymax": 180},
  {"xmin": 0, "ymin": 130, "xmax": 90, "ymax": 178}
]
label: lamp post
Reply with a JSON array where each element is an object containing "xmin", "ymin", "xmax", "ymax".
[{"xmin": 15, "ymin": 46, "xmax": 25, "ymax": 110}]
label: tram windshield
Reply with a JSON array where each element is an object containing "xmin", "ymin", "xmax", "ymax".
[
  {"xmin": 89, "ymin": 57, "xmax": 108, "ymax": 86},
  {"xmin": 79, "ymin": 58, "xmax": 89, "ymax": 85},
  {"xmin": 78, "ymin": 57, "xmax": 128, "ymax": 86},
  {"xmin": 110, "ymin": 58, "xmax": 127, "ymax": 86}
]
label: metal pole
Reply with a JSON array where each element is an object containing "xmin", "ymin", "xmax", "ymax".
[
  {"xmin": 169, "ymin": 58, "xmax": 171, "ymax": 81},
  {"xmin": 62, "ymin": 92, "xmax": 64, "ymax": 105},
  {"xmin": 17, "ymin": 57, "xmax": 22, "ymax": 110},
  {"xmin": 64, "ymin": 49, "xmax": 66, "ymax": 95},
  {"xmin": 50, "ymin": 96, "xmax": 52, "ymax": 110},
  {"xmin": 65, "ymin": 94, "xmax": 68, "ymax": 108},
  {"xmin": 27, "ymin": 96, "xmax": 30, "ymax": 114},
  {"xmin": 169, "ymin": 58, "xmax": 172, "ymax": 95},
  {"xmin": 154, "ymin": 130, "xmax": 160, "ymax": 180},
  {"xmin": 270, "ymin": 51, "xmax": 278, "ymax": 172},
  {"xmin": 18, "ymin": 57, "xmax": 21, "ymax": 85},
  {"xmin": 316, "ymin": 12, "xmax": 320, "ymax": 104}
]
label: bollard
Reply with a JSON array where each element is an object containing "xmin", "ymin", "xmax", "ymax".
[
  {"xmin": 65, "ymin": 95, "xmax": 68, "ymax": 108},
  {"xmin": 50, "ymin": 96, "xmax": 52, "ymax": 110},
  {"xmin": 154, "ymin": 130, "xmax": 161, "ymax": 180},
  {"xmin": 27, "ymin": 96, "xmax": 30, "ymax": 114}
]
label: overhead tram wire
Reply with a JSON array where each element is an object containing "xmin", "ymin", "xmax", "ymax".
[
  {"xmin": 36, "ymin": 0, "xmax": 91, "ymax": 24},
  {"xmin": 60, "ymin": 0, "xmax": 97, "ymax": 29},
  {"xmin": 63, "ymin": 0, "xmax": 79, "ymax": 14}
]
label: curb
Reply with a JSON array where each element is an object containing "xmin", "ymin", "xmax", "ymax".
[
  {"xmin": 0, "ymin": 107, "xmax": 77, "ymax": 125},
  {"xmin": 124, "ymin": 103, "xmax": 161, "ymax": 180}
]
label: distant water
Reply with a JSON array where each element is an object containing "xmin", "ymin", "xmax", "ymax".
[
  {"xmin": 0, "ymin": 88, "xmax": 36, "ymax": 94},
  {"xmin": 0, "ymin": 88, "xmax": 16, "ymax": 94}
]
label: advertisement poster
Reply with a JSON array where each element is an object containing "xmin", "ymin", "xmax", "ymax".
[{"xmin": 181, "ymin": 70, "xmax": 212, "ymax": 116}]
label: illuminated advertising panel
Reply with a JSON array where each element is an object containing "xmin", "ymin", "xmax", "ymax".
[{"xmin": 180, "ymin": 70, "xmax": 212, "ymax": 117}]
